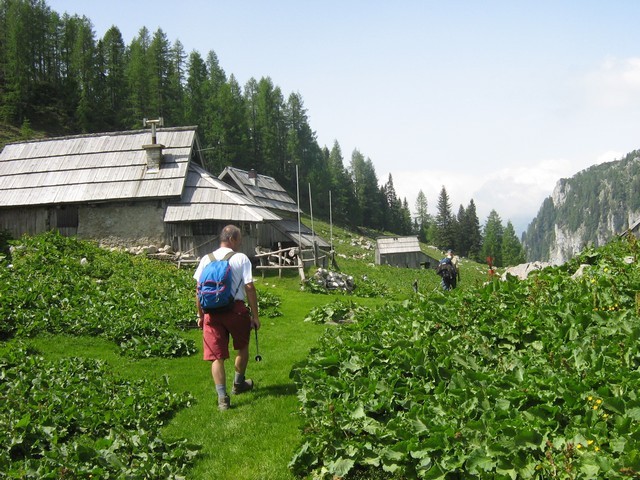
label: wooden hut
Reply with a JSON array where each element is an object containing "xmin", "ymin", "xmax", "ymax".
[{"xmin": 375, "ymin": 235, "xmax": 437, "ymax": 268}]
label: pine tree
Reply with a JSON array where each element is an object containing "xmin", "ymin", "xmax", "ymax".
[
  {"xmin": 414, "ymin": 189, "xmax": 429, "ymax": 242},
  {"xmin": 70, "ymin": 15, "xmax": 97, "ymax": 132},
  {"xmin": 100, "ymin": 26, "xmax": 127, "ymax": 130},
  {"xmin": 434, "ymin": 186, "xmax": 455, "ymax": 249},
  {"xmin": 481, "ymin": 210, "xmax": 504, "ymax": 267},
  {"xmin": 327, "ymin": 141, "xmax": 357, "ymax": 226},
  {"xmin": 350, "ymin": 150, "xmax": 382, "ymax": 229},
  {"xmin": 184, "ymin": 50, "xmax": 208, "ymax": 130},
  {"xmin": 165, "ymin": 39, "xmax": 186, "ymax": 126},
  {"xmin": 463, "ymin": 199, "xmax": 482, "ymax": 261},
  {"xmin": 501, "ymin": 221, "xmax": 526, "ymax": 266},
  {"xmin": 125, "ymin": 27, "xmax": 152, "ymax": 127},
  {"xmin": 401, "ymin": 198, "xmax": 413, "ymax": 235},
  {"xmin": 383, "ymin": 173, "xmax": 402, "ymax": 233},
  {"xmin": 455, "ymin": 205, "xmax": 466, "ymax": 255}
]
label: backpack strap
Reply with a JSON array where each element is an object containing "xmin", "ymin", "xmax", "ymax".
[{"xmin": 222, "ymin": 252, "xmax": 241, "ymax": 300}]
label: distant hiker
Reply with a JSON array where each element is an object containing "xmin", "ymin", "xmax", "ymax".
[
  {"xmin": 412, "ymin": 279, "xmax": 419, "ymax": 293},
  {"xmin": 436, "ymin": 250, "xmax": 458, "ymax": 291},
  {"xmin": 446, "ymin": 249, "xmax": 460, "ymax": 288},
  {"xmin": 194, "ymin": 224, "xmax": 260, "ymax": 411}
]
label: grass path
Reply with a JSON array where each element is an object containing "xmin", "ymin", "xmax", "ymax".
[{"xmin": 30, "ymin": 285, "xmax": 338, "ymax": 480}]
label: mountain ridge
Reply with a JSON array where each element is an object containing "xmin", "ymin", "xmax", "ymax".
[{"xmin": 523, "ymin": 150, "xmax": 640, "ymax": 263}]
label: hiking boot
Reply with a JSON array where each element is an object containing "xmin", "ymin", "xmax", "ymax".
[
  {"xmin": 232, "ymin": 379, "xmax": 254, "ymax": 395},
  {"xmin": 218, "ymin": 395, "xmax": 230, "ymax": 411}
]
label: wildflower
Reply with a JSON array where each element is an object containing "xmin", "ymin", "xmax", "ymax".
[
  {"xmin": 595, "ymin": 447, "xmax": 600, "ymax": 452},
  {"xmin": 593, "ymin": 405, "xmax": 599, "ymax": 410},
  {"xmin": 577, "ymin": 444, "xmax": 583, "ymax": 449},
  {"xmin": 587, "ymin": 396, "xmax": 593, "ymax": 401},
  {"xmin": 603, "ymin": 413, "xmax": 609, "ymax": 418},
  {"xmin": 591, "ymin": 279, "xmax": 596, "ymax": 284},
  {"xmin": 596, "ymin": 399, "xmax": 602, "ymax": 404},
  {"xmin": 587, "ymin": 440, "xmax": 594, "ymax": 445},
  {"xmin": 604, "ymin": 268, "xmax": 609, "ymax": 273}
]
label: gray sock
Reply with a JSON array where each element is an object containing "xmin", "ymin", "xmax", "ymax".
[
  {"xmin": 215, "ymin": 384, "xmax": 227, "ymax": 398},
  {"xmin": 234, "ymin": 373, "xmax": 245, "ymax": 385}
]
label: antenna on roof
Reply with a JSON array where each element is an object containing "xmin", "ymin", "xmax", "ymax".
[{"xmin": 143, "ymin": 117, "xmax": 164, "ymax": 144}]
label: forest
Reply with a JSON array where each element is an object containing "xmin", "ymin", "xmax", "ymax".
[{"xmin": 0, "ymin": 0, "xmax": 525, "ymax": 267}]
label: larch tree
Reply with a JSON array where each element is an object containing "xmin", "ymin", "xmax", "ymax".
[
  {"xmin": 100, "ymin": 26, "xmax": 127, "ymax": 130},
  {"xmin": 125, "ymin": 26, "xmax": 152, "ymax": 127}
]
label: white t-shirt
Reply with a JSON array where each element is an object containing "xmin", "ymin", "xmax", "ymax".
[{"xmin": 193, "ymin": 247, "xmax": 253, "ymax": 301}]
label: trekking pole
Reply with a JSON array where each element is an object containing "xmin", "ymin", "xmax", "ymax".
[{"xmin": 254, "ymin": 328, "xmax": 262, "ymax": 362}]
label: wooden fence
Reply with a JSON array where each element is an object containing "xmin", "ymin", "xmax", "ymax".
[{"xmin": 255, "ymin": 242, "xmax": 337, "ymax": 281}]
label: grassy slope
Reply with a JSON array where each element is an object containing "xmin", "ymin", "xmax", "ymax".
[{"xmin": 5, "ymin": 218, "xmax": 490, "ymax": 479}]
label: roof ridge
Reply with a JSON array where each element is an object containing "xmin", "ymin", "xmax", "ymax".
[{"xmin": 6, "ymin": 126, "xmax": 199, "ymax": 146}]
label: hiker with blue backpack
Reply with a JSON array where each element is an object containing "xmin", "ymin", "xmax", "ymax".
[
  {"xmin": 436, "ymin": 249, "xmax": 459, "ymax": 290},
  {"xmin": 194, "ymin": 224, "xmax": 261, "ymax": 411}
]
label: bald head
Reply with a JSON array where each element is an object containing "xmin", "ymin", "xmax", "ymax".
[{"xmin": 220, "ymin": 224, "xmax": 242, "ymax": 247}]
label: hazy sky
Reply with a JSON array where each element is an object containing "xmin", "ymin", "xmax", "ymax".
[{"xmin": 47, "ymin": 0, "xmax": 640, "ymax": 234}]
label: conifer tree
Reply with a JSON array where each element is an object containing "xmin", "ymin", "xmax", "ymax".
[
  {"xmin": 100, "ymin": 26, "xmax": 127, "ymax": 130},
  {"xmin": 414, "ymin": 190, "xmax": 429, "ymax": 242},
  {"xmin": 434, "ymin": 186, "xmax": 455, "ymax": 249},
  {"xmin": 501, "ymin": 221, "xmax": 526, "ymax": 266},
  {"xmin": 454, "ymin": 205, "xmax": 466, "ymax": 255},
  {"xmin": 463, "ymin": 199, "xmax": 482, "ymax": 261},
  {"xmin": 401, "ymin": 198, "xmax": 413, "ymax": 235},
  {"xmin": 481, "ymin": 210, "xmax": 504, "ymax": 266},
  {"xmin": 383, "ymin": 174, "xmax": 402, "ymax": 233},
  {"xmin": 184, "ymin": 51, "xmax": 207, "ymax": 129},
  {"xmin": 327, "ymin": 141, "xmax": 357, "ymax": 226},
  {"xmin": 125, "ymin": 27, "xmax": 152, "ymax": 127},
  {"xmin": 350, "ymin": 150, "xmax": 381, "ymax": 229}
]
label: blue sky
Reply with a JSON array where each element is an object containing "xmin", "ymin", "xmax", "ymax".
[{"xmin": 47, "ymin": 1, "xmax": 640, "ymax": 234}]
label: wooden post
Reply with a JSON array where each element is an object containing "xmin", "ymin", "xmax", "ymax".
[
  {"xmin": 278, "ymin": 242, "xmax": 282, "ymax": 278},
  {"xmin": 297, "ymin": 250, "xmax": 305, "ymax": 282}
]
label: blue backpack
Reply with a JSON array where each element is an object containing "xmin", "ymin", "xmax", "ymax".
[{"xmin": 197, "ymin": 252, "xmax": 238, "ymax": 312}]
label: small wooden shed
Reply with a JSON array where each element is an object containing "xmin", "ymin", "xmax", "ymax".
[{"xmin": 375, "ymin": 235, "xmax": 437, "ymax": 269}]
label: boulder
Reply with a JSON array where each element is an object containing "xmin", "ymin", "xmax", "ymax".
[{"xmin": 501, "ymin": 261, "xmax": 552, "ymax": 280}]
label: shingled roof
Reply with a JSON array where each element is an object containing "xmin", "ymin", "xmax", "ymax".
[
  {"xmin": 0, "ymin": 127, "xmax": 199, "ymax": 207},
  {"xmin": 218, "ymin": 166, "xmax": 299, "ymax": 214},
  {"xmin": 165, "ymin": 163, "xmax": 280, "ymax": 223}
]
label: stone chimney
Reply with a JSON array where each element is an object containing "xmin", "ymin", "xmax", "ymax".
[
  {"xmin": 142, "ymin": 118, "xmax": 165, "ymax": 173},
  {"xmin": 248, "ymin": 169, "xmax": 258, "ymax": 186}
]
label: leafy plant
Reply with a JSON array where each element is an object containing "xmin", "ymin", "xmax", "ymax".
[
  {"xmin": 304, "ymin": 299, "xmax": 371, "ymax": 324},
  {"xmin": 1, "ymin": 231, "xmax": 196, "ymax": 358},
  {"xmin": 257, "ymin": 289, "xmax": 283, "ymax": 318},
  {"xmin": 290, "ymin": 236, "xmax": 640, "ymax": 479},
  {"xmin": 0, "ymin": 343, "xmax": 199, "ymax": 478}
]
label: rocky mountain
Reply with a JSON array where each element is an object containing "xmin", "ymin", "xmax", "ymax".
[{"xmin": 522, "ymin": 150, "xmax": 640, "ymax": 263}]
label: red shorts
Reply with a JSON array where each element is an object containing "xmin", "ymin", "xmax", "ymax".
[{"xmin": 202, "ymin": 301, "xmax": 251, "ymax": 361}]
